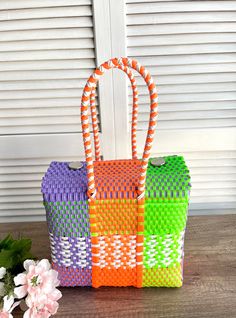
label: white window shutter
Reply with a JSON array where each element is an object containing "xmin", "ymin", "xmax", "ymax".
[
  {"xmin": 125, "ymin": 0, "xmax": 236, "ymax": 214},
  {"xmin": 0, "ymin": 0, "xmax": 98, "ymax": 222},
  {"xmin": 1, "ymin": 0, "xmax": 236, "ymax": 222}
]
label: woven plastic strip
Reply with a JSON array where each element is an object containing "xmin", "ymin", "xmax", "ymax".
[
  {"xmin": 92, "ymin": 235, "xmax": 137, "ymax": 287},
  {"xmin": 42, "ymin": 155, "xmax": 190, "ymax": 287},
  {"xmin": 144, "ymin": 156, "xmax": 190, "ymax": 236},
  {"xmin": 49, "ymin": 233, "xmax": 92, "ymax": 268},
  {"xmin": 90, "ymin": 159, "xmax": 143, "ymax": 287},
  {"xmin": 81, "ymin": 58, "xmax": 158, "ymax": 288},
  {"xmin": 42, "ymin": 161, "xmax": 89, "ymax": 238},
  {"xmin": 44, "ymin": 200, "xmax": 90, "ymax": 237},
  {"xmin": 52, "ymin": 263, "xmax": 92, "ymax": 287},
  {"xmin": 143, "ymin": 231, "xmax": 184, "ymax": 269},
  {"xmin": 142, "ymin": 230, "xmax": 185, "ymax": 288},
  {"xmin": 143, "ymin": 265, "xmax": 183, "ymax": 287},
  {"xmin": 90, "ymin": 64, "xmax": 139, "ymax": 161},
  {"xmin": 49, "ymin": 233, "xmax": 92, "ymax": 286},
  {"xmin": 81, "ymin": 57, "xmax": 158, "ymax": 200}
]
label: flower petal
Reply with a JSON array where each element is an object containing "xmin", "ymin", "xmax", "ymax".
[
  {"xmin": 23, "ymin": 308, "xmax": 32, "ymax": 318},
  {"xmin": 14, "ymin": 285, "xmax": 27, "ymax": 299},
  {"xmin": 48, "ymin": 288, "xmax": 62, "ymax": 301},
  {"xmin": 23, "ymin": 259, "xmax": 35, "ymax": 272},
  {"xmin": 41, "ymin": 312, "xmax": 51, "ymax": 318},
  {"xmin": 3, "ymin": 295, "xmax": 14, "ymax": 312},
  {"xmin": 9, "ymin": 300, "xmax": 21, "ymax": 313},
  {"xmin": 25, "ymin": 295, "xmax": 34, "ymax": 308},
  {"xmin": 41, "ymin": 312, "xmax": 50, "ymax": 318},
  {"xmin": 37, "ymin": 259, "xmax": 51, "ymax": 272},
  {"xmin": 45, "ymin": 300, "xmax": 59, "ymax": 316},
  {"xmin": 14, "ymin": 273, "xmax": 27, "ymax": 286},
  {"xmin": 49, "ymin": 300, "xmax": 59, "ymax": 315},
  {"xmin": 0, "ymin": 267, "xmax": 6, "ymax": 279},
  {"xmin": 46, "ymin": 269, "xmax": 60, "ymax": 287},
  {"xmin": 40, "ymin": 273, "xmax": 59, "ymax": 294},
  {"xmin": 26, "ymin": 293, "xmax": 46, "ymax": 308}
]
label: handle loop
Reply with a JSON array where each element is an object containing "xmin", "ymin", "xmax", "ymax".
[
  {"xmin": 81, "ymin": 57, "xmax": 158, "ymax": 200},
  {"xmin": 89, "ymin": 64, "xmax": 139, "ymax": 161}
]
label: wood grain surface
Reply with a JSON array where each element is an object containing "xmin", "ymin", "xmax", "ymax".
[{"xmin": 1, "ymin": 215, "xmax": 236, "ymax": 318}]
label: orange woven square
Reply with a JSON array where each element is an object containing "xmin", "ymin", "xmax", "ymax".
[
  {"xmin": 92, "ymin": 267, "xmax": 137, "ymax": 288},
  {"xmin": 95, "ymin": 199, "xmax": 137, "ymax": 235},
  {"xmin": 91, "ymin": 235, "xmax": 137, "ymax": 287},
  {"xmin": 92, "ymin": 160, "xmax": 141, "ymax": 236},
  {"xmin": 94, "ymin": 159, "xmax": 141, "ymax": 200}
]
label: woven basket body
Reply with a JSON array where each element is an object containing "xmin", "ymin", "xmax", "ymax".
[
  {"xmin": 42, "ymin": 156, "xmax": 190, "ymax": 287},
  {"xmin": 41, "ymin": 57, "xmax": 191, "ymax": 288}
]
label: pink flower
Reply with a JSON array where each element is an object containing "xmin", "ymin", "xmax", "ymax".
[
  {"xmin": 13, "ymin": 259, "xmax": 62, "ymax": 317},
  {"xmin": 0, "ymin": 295, "xmax": 20, "ymax": 318},
  {"xmin": 23, "ymin": 293, "xmax": 60, "ymax": 318},
  {"xmin": 14, "ymin": 259, "xmax": 60, "ymax": 299}
]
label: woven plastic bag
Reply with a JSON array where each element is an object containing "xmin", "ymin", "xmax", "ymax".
[{"xmin": 41, "ymin": 57, "xmax": 191, "ymax": 288}]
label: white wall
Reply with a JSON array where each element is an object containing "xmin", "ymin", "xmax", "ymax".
[{"xmin": 0, "ymin": 0, "xmax": 236, "ymax": 222}]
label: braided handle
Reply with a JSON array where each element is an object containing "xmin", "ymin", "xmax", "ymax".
[
  {"xmin": 81, "ymin": 57, "xmax": 158, "ymax": 200},
  {"xmin": 89, "ymin": 64, "xmax": 139, "ymax": 161}
]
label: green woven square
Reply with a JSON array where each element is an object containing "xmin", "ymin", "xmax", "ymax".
[
  {"xmin": 45, "ymin": 200, "xmax": 90, "ymax": 237},
  {"xmin": 144, "ymin": 202, "xmax": 188, "ymax": 235},
  {"xmin": 145, "ymin": 156, "xmax": 191, "ymax": 201},
  {"xmin": 142, "ymin": 264, "xmax": 183, "ymax": 287},
  {"xmin": 144, "ymin": 156, "xmax": 190, "ymax": 235}
]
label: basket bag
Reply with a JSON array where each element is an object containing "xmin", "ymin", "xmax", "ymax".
[{"xmin": 41, "ymin": 57, "xmax": 191, "ymax": 288}]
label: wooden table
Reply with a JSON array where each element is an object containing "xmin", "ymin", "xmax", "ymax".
[{"xmin": 1, "ymin": 215, "xmax": 236, "ymax": 318}]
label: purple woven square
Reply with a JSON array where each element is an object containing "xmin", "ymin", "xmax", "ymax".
[
  {"xmin": 49, "ymin": 233, "xmax": 92, "ymax": 286},
  {"xmin": 42, "ymin": 161, "xmax": 90, "ymax": 237},
  {"xmin": 49, "ymin": 233, "xmax": 92, "ymax": 268},
  {"xmin": 52, "ymin": 263, "xmax": 92, "ymax": 287},
  {"xmin": 41, "ymin": 161, "xmax": 88, "ymax": 202}
]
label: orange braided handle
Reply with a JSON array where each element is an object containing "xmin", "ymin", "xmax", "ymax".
[
  {"xmin": 81, "ymin": 57, "xmax": 158, "ymax": 200},
  {"xmin": 89, "ymin": 64, "xmax": 139, "ymax": 161}
]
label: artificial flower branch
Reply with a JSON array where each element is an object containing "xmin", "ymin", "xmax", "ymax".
[{"xmin": 0, "ymin": 235, "xmax": 62, "ymax": 317}]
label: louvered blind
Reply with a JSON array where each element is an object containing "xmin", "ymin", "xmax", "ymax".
[
  {"xmin": 126, "ymin": 0, "xmax": 236, "ymax": 214},
  {"xmin": 1, "ymin": 0, "xmax": 236, "ymax": 222},
  {"xmin": 0, "ymin": 0, "xmax": 97, "ymax": 221},
  {"xmin": 0, "ymin": 0, "xmax": 97, "ymax": 134}
]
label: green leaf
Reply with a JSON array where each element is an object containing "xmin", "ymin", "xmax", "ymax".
[
  {"xmin": 11, "ymin": 238, "xmax": 32, "ymax": 254},
  {"xmin": 0, "ymin": 250, "xmax": 14, "ymax": 268},
  {"xmin": 0, "ymin": 234, "xmax": 14, "ymax": 251},
  {"xmin": 0, "ymin": 236, "xmax": 36, "ymax": 274},
  {"xmin": 22, "ymin": 251, "xmax": 35, "ymax": 260}
]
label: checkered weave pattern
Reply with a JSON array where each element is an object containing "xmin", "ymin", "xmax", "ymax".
[
  {"xmin": 42, "ymin": 161, "xmax": 91, "ymax": 286},
  {"xmin": 49, "ymin": 234, "xmax": 92, "ymax": 268},
  {"xmin": 42, "ymin": 156, "xmax": 190, "ymax": 287},
  {"xmin": 41, "ymin": 57, "xmax": 191, "ymax": 288},
  {"xmin": 90, "ymin": 160, "xmax": 142, "ymax": 287}
]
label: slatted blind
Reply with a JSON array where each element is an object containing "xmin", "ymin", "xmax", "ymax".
[
  {"xmin": 0, "ymin": 0, "xmax": 97, "ymax": 134},
  {"xmin": 126, "ymin": 0, "xmax": 236, "ymax": 214},
  {"xmin": 0, "ymin": 0, "xmax": 97, "ymax": 221},
  {"xmin": 1, "ymin": 0, "xmax": 236, "ymax": 222}
]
